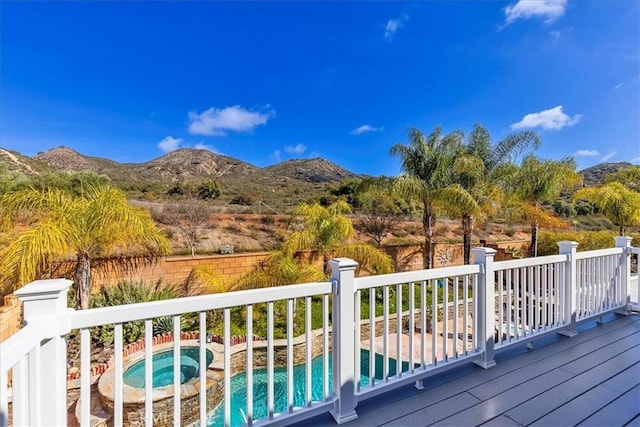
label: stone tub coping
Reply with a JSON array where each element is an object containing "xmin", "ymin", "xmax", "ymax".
[{"xmin": 97, "ymin": 341, "xmax": 221, "ymax": 404}]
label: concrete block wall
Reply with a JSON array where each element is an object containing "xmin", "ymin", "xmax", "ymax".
[{"xmin": 0, "ymin": 295, "xmax": 21, "ymax": 343}]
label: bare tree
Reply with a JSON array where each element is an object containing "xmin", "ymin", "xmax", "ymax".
[
  {"xmin": 355, "ymin": 191, "xmax": 402, "ymax": 247},
  {"xmin": 154, "ymin": 198, "xmax": 213, "ymax": 257}
]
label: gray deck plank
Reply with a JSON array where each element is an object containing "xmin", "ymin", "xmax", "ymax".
[
  {"xmin": 384, "ymin": 392, "xmax": 481, "ymax": 426},
  {"xmin": 432, "ymin": 334, "xmax": 639, "ymax": 426},
  {"xmin": 578, "ymin": 385, "xmax": 640, "ymax": 427},
  {"xmin": 532, "ymin": 362, "xmax": 639, "ymax": 426},
  {"xmin": 479, "ymin": 415, "xmax": 521, "ymax": 427},
  {"xmin": 467, "ymin": 329, "xmax": 639, "ymax": 401},
  {"xmin": 429, "ymin": 368, "xmax": 574, "ymax": 426},
  {"xmin": 507, "ymin": 347, "xmax": 639, "ymax": 426}
]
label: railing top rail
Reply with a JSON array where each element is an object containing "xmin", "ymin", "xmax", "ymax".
[
  {"xmin": 629, "ymin": 247, "xmax": 640, "ymax": 255},
  {"xmin": 70, "ymin": 280, "xmax": 332, "ymax": 330},
  {"xmin": 355, "ymin": 264, "xmax": 480, "ymax": 290},
  {"xmin": 574, "ymin": 247, "xmax": 623, "ymax": 260},
  {"xmin": 0, "ymin": 323, "xmax": 45, "ymax": 373},
  {"xmin": 493, "ymin": 254, "xmax": 567, "ymax": 272}
]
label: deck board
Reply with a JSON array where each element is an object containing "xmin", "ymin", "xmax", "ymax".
[
  {"xmin": 578, "ymin": 385, "xmax": 640, "ymax": 427},
  {"xmin": 301, "ymin": 314, "xmax": 640, "ymax": 427}
]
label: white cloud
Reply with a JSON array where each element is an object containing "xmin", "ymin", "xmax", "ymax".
[
  {"xmin": 350, "ymin": 125, "xmax": 384, "ymax": 135},
  {"xmin": 272, "ymin": 150, "xmax": 282, "ymax": 161},
  {"xmin": 194, "ymin": 142, "xmax": 218, "ymax": 153},
  {"xmin": 601, "ymin": 151, "xmax": 618, "ymax": 162},
  {"xmin": 614, "ymin": 82, "xmax": 624, "ymax": 89},
  {"xmin": 574, "ymin": 149, "xmax": 600, "ymax": 157},
  {"xmin": 510, "ymin": 105, "xmax": 581, "ymax": 131},
  {"xmin": 384, "ymin": 14, "xmax": 409, "ymax": 40},
  {"xmin": 631, "ymin": 157, "xmax": 640, "ymax": 164},
  {"xmin": 188, "ymin": 105, "xmax": 274, "ymax": 136},
  {"xmin": 158, "ymin": 136, "xmax": 183, "ymax": 153},
  {"xmin": 285, "ymin": 143, "xmax": 307, "ymax": 155},
  {"xmin": 504, "ymin": 0, "xmax": 567, "ymax": 25}
]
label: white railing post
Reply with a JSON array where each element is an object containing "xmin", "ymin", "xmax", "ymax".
[
  {"xmin": 14, "ymin": 279, "xmax": 73, "ymax": 426},
  {"xmin": 615, "ymin": 236, "xmax": 633, "ymax": 315},
  {"xmin": 472, "ymin": 247, "xmax": 496, "ymax": 369},
  {"xmin": 558, "ymin": 241, "xmax": 578, "ymax": 337},
  {"xmin": 329, "ymin": 258, "xmax": 359, "ymax": 424}
]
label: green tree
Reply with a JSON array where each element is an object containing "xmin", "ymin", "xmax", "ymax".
[
  {"xmin": 573, "ymin": 182, "xmax": 640, "ymax": 235},
  {"xmin": 390, "ymin": 126, "xmax": 474, "ymax": 268},
  {"xmin": 507, "ymin": 156, "xmax": 581, "ymax": 257},
  {"xmin": 451, "ymin": 124, "xmax": 540, "ymax": 264},
  {"xmin": 0, "ymin": 184, "xmax": 171, "ymax": 309}
]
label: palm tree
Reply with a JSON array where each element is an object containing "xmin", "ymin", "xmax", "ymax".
[
  {"xmin": 0, "ymin": 184, "xmax": 171, "ymax": 309},
  {"xmin": 573, "ymin": 182, "xmax": 640, "ymax": 235},
  {"xmin": 508, "ymin": 156, "xmax": 582, "ymax": 257},
  {"xmin": 452, "ymin": 124, "xmax": 540, "ymax": 264},
  {"xmin": 390, "ymin": 126, "xmax": 476, "ymax": 269},
  {"xmin": 283, "ymin": 200, "xmax": 393, "ymax": 275},
  {"xmin": 604, "ymin": 165, "xmax": 640, "ymax": 193}
]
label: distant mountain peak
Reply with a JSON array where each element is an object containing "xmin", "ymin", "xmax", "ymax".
[
  {"xmin": 264, "ymin": 157, "xmax": 356, "ymax": 182},
  {"xmin": 579, "ymin": 161, "xmax": 632, "ymax": 187}
]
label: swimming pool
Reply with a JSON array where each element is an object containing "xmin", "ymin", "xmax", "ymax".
[
  {"xmin": 123, "ymin": 347, "xmax": 214, "ymax": 388},
  {"xmin": 207, "ymin": 350, "xmax": 408, "ymax": 426}
]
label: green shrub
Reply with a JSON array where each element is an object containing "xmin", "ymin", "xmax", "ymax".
[
  {"xmin": 537, "ymin": 230, "xmax": 626, "ymax": 256},
  {"xmin": 90, "ymin": 280, "xmax": 185, "ymax": 345},
  {"xmin": 197, "ymin": 180, "xmax": 221, "ymax": 200}
]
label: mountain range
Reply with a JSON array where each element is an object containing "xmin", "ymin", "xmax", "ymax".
[
  {"xmin": 0, "ymin": 146, "xmax": 360, "ymax": 209},
  {"xmin": 0, "ymin": 146, "xmax": 633, "ymax": 209}
]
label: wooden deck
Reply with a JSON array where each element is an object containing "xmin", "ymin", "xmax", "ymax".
[{"xmin": 302, "ymin": 313, "xmax": 640, "ymax": 427}]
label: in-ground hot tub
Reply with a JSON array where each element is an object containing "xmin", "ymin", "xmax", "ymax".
[
  {"xmin": 122, "ymin": 347, "xmax": 213, "ymax": 388},
  {"xmin": 97, "ymin": 344, "xmax": 223, "ymax": 427}
]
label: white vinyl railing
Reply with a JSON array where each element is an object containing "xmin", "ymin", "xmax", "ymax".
[{"xmin": 0, "ymin": 238, "xmax": 636, "ymax": 427}]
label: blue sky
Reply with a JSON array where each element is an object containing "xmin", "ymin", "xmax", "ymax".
[{"xmin": 1, "ymin": 0, "xmax": 638, "ymax": 176}]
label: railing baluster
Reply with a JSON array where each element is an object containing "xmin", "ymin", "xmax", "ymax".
[
  {"xmin": 535, "ymin": 266, "xmax": 541, "ymax": 332},
  {"xmin": 528, "ymin": 266, "xmax": 534, "ymax": 335},
  {"xmin": 81, "ymin": 327, "xmax": 91, "ymax": 427},
  {"xmin": 463, "ymin": 275, "xmax": 469, "ymax": 355},
  {"xmin": 354, "ymin": 291, "xmax": 361, "ymax": 392},
  {"xmin": 12, "ymin": 356, "xmax": 28, "ymax": 425},
  {"xmin": 322, "ymin": 294, "xmax": 329, "ymax": 399},
  {"xmin": 287, "ymin": 298, "xmax": 294, "ymax": 412},
  {"xmin": 383, "ymin": 285, "xmax": 389, "ymax": 381},
  {"xmin": 432, "ymin": 279, "xmax": 437, "ymax": 366},
  {"xmin": 172, "ymin": 316, "xmax": 181, "ymax": 427},
  {"xmin": 506, "ymin": 269, "xmax": 512, "ymax": 343},
  {"xmin": 224, "ymin": 308, "xmax": 232, "ymax": 427},
  {"xmin": 409, "ymin": 282, "xmax": 415, "ymax": 372},
  {"xmin": 0, "ymin": 372, "xmax": 7, "ymax": 427},
  {"xmin": 145, "ymin": 319, "xmax": 153, "ymax": 427},
  {"xmin": 396, "ymin": 283, "xmax": 402, "ymax": 377},
  {"xmin": 246, "ymin": 305, "xmax": 253, "ymax": 425},
  {"xmin": 115, "ymin": 323, "xmax": 124, "ymax": 427},
  {"xmin": 267, "ymin": 301, "xmax": 274, "ymax": 419},
  {"xmin": 497, "ymin": 270, "xmax": 504, "ymax": 344},
  {"xmin": 199, "ymin": 311, "xmax": 207, "ymax": 425},
  {"xmin": 420, "ymin": 281, "xmax": 426, "ymax": 367},
  {"xmin": 369, "ymin": 288, "xmax": 375, "ymax": 387},
  {"xmin": 443, "ymin": 278, "xmax": 448, "ymax": 362},
  {"xmin": 305, "ymin": 296, "xmax": 312, "ymax": 404},
  {"xmin": 28, "ymin": 345, "xmax": 41, "ymax": 426},
  {"xmin": 453, "ymin": 276, "xmax": 458, "ymax": 359}
]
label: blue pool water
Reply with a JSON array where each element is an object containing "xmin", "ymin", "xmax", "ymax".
[
  {"xmin": 207, "ymin": 350, "xmax": 409, "ymax": 426},
  {"xmin": 123, "ymin": 347, "xmax": 214, "ymax": 388}
]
